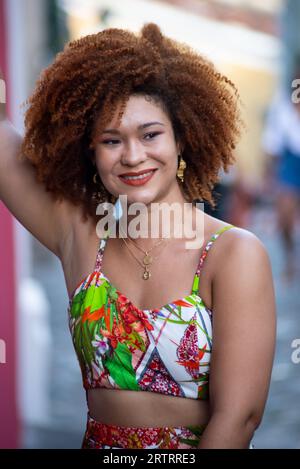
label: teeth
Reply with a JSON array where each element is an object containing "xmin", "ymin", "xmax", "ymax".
[{"xmin": 122, "ymin": 171, "xmax": 154, "ymax": 180}]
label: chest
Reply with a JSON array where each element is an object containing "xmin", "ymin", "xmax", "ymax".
[
  {"xmin": 68, "ymin": 269, "xmax": 213, "ymax": 399},
  {"xmin": 100, "ymin": 237, "xmax": 213, "ymax": 311}
]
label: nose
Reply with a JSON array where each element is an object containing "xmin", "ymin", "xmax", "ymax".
[{"xmin": 121, "ymin": 140, "xmax": 147, "ymax": 167}]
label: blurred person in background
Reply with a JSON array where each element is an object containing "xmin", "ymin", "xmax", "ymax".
[
  {"xmin": 203, "ymin": 166, "xmax": 255, "ymax": 230},
  {"xmin": 202, "ymin": 167, "xmax": 236, "ymax": 222},
  {"xmin": 262, "ymin": 59, "xmax": 300, "ymax": 282},
  {"xmin": 0, "ymin": 23, "xmax": 276, "ymax": 449}
]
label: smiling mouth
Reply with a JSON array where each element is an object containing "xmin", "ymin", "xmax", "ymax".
[
  {"xmin": 118, "ymin": 169, "xmax": 157, "ymax": 185},
  {"xmin": 120, "ymin": 170, "xmax": 156, "ymax": 181}
]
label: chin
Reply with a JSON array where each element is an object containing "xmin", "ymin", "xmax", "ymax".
[
  {"xmin": 125, "ymin": 192, "xmax": 155, "ymax": 205},
  {"xmin": 119, "ymin": 190, "xmax": 159, "ymax": 206}
]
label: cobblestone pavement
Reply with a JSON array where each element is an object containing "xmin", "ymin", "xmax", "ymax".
[{"xmin": 22, "ymin": 204, "xmax": 300, "ymax": 449}]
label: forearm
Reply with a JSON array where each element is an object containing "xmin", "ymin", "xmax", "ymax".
[
  {"xmin": 197, "ymin": 413, "xmax": 256, "ymax": 449},
  {"xmin": 0, "ymin": 74, "xmax": 22, "ymax": 169},
  {"xmin": 0, "ymin": 74, "xmax": 24, "ymax": 170},
  {"xmin": 0, "ymin": 118, "xmax": 23, "ymax": 166},
  {"xmin": 0, "ymin": 116, "xmax": 25, "ymax": 205}
]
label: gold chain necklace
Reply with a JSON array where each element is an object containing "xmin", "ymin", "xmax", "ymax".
[
  {"xmin": 119, "ymin": 226, "xmax": 169, "ymax": 280},
  {"xmin": 119, "ymin": 225, "xmax": 167, "ymax": 267}
]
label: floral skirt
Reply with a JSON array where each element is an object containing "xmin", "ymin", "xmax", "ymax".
[{"xmin": 81, "ymin": 413, "xmax": 206, "ymax": 449}]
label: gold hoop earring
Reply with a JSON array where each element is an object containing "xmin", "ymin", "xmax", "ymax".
[
  {"xmin": 92, "ymin": 171, "xmax": 117, "ymax": 205},
  {"xmin": 176, "ymin": 154, "xmax": 186, "ymax": 183},
  {"xmin": 93, "ymin": 172, "xmax": 101, "ymax": 185},
  {"xmin": 92, "ymin": 171, "xmax": 104, "ymax": 203}
]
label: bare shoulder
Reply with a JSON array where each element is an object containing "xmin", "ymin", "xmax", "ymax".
[
  {"xmin": 203, "ymin": 215, "xmax": 272, "ymax": 289},
  {"xmin": 211, "ymin": 223, "xmax": 275, "ymax": 315},
  {"xmin": 214, "ymin": 224, "xmax": 270, "ymax": 272},
  {"xmin": 204, "ymin": 212, "xmax": 265, "ymax": 250}
]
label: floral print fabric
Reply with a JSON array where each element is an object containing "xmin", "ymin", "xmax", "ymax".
[
  {"xmin": 82, "ymin": 413, "xmax": 206, "ymax": 449},
  {"xmin": 68, "ymin": 225, "xmax": 234, "ymax": 400}
]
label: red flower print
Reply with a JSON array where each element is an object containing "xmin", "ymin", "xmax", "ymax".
[
  {"xmin": 82, "ymin": 306, "xmax": 91, "ymax": 323},
  {"xmin": 176, "ymin": 344, "xmax": 207, "ymax": 369},
  {"xmin": 99, "ymin": 320, "xmax": 130, "ymax": 349},
  {"xmin": 117, "ymin": 297, "xmax": 154, "ymax": 332},
  {"xmin": 173, "ymin": 299, "xmax": 193, "ymax": 307},
  {"xmin": 197, "ymin": 344, "xmax": 207, "ymax": 361},
  {"xmin": 82, "ymin": 305, "xmax": 107, "ymax": 323}
]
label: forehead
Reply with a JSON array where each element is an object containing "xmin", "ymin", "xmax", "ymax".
[{"xmin": 106, "ymin": 94, "xmax": 170, "ymax": 129}]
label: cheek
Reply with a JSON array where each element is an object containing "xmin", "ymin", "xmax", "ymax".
[
  {"xmin": 157, "ymin": 140, "xmax": 178, "ymax": 165},
  {"xmin": 163, "ymin": 151, "xmax": 178, "ymax": 171},
  {"xmin": 95, "ymin": 150, "xmax": 115, "ymax": 175}
]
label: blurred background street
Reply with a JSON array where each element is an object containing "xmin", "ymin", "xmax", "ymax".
[{"xmin": 1, "ymin": 0, "xmax": 300, "ymax": 449}]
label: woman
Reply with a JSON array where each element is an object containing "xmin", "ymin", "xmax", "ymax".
[{"xmin": 0, "ymin": 23, "xmax": 276, "ymax": 449}]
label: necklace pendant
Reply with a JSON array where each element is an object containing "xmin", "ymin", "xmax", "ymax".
[
  {"xmin": 143, "ymin": 254, "xmax": 153, "ymax": 265},
  {"xmin": 143, "ymin": 269, "xmax": 151, "ymax": 280}
]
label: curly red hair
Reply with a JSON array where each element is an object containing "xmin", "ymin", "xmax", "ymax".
[{"xmin": 19, "ymin": 22, "xmax": 242, "ymax": 224}]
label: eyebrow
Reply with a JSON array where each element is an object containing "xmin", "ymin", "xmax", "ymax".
[{"xmin": 101, "ymin": 121, "xmax": 165, "ymax": 134}]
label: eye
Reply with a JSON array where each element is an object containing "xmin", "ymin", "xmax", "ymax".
[
  {"xmin": 102, "ymin": 139, "xmax": 120, "ymax": 145},
  {"xmin": 101, "ymin": 132, "xmax": 161, "ymax": 145},
  {"xmin": 144, "ymin": 132, "xmax": 161, "ymax": 140}
]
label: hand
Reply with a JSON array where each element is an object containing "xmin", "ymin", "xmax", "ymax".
[{"xmin": 0, "ymin": 69, "xmax": 7, "ymax": 120}]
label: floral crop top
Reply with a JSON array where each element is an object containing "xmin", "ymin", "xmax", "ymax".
[{"xmin": 68, "ymin": 224, "xmax": 235, "ymax": 400}]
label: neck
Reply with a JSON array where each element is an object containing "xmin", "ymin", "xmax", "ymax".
[{"xmin": 114, "ymin": 189, "xmax": 204, "ymax": 250}]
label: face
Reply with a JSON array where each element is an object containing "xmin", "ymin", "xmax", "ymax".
[{"xmin": 92, "ymin": 94, "xmax": 183, "ymax": 207}]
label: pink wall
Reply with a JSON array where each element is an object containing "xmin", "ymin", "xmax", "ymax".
[{"xmin": 0, "ymin": 0, "xmax": 20, "ymax": 448}]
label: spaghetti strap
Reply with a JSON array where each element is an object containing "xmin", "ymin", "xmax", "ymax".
[
  {"xmin": 191, "ymin": 224, "xmax": 235, "ymax": 294},
  {"xmin": 94, "ymin": 230, "xmax": 110, "ymax": 272}
]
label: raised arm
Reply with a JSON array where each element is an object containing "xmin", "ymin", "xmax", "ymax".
[
  {"xmin": 0, "ymin": 73, "xmax": 75, "ymax": 258},
  {"xmin": 197, "ymin": 228, "xmax": 276, "ymax": 448}
]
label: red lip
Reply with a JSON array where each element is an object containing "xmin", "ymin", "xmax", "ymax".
[
  {"xmin": 119, "ymin": 168, "xmax": 158, "ymax": 177},
  {"xmin": 118, "ymin": 169, "xmax": 157, "ymax": 186}
]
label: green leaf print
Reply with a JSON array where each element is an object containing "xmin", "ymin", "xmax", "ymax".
[
  {"xmin": 177, "ymin": 423, "xmax": 206, "ymax": 447},
  {"xmin": 89, "ymin": 320, "xmax": 98, "ymax": 339},
  {"xmin": 109, "ymin": 307, "xmax": 114, "ymax": 332},
  {"xmin": 164, "ymin": 304, "xmax": 183, "ymax": 319},
  {"xmin": 104, "ymin": 342, "xmax": 139, "ymax": 391},
  {"xmin": 164, "ymin": 304, "xmax": 194, "ymax": 324},
  {"xmin": 185, "ymin": 424, "xmax": 206, "ymax": 437},
  {"xmin": 71, "ymin": 283, "xmax": 108, "ymax": 320},
  {"xmin": 163, "ymin": 318, "xmax": 195, "ymax": 325},
  {"xmin": 164, "ymin": 302, "xmax": 212, "ymax": 343},
  {"xmin": 107, "ymin": 284, "xmax": 119, "ymax": 302},
  {"xmin": 130, "ymin": 330, "xmax": 146, "ymax": 351},
  {"xmin": 186, "ymin": 296, "xmax": 200, "ymax": 307},
  {"xmin": 74, "ymin": 318, "xmax": 82, "ymax": 353},
  {"xmin": 83, "ymin": 284, "xmax": 108, "ymax": 313},
  {"xmin": 110, "ymin": 302, "xmax": 119, "ymax": 325},
  {"xmin": 177, "ymin": 437, "xmax": 200, "ymax": 447},
  {"xmin": 70, "ymin": 289, "xmax": 86, "ymax": 318},
  {"xmin": 81, "ymin": 321, "xmax": 95, "ymax": 366},
  {"xmin": 198, "ymin": 384, "xmax": 209, "ymax": 400}
]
